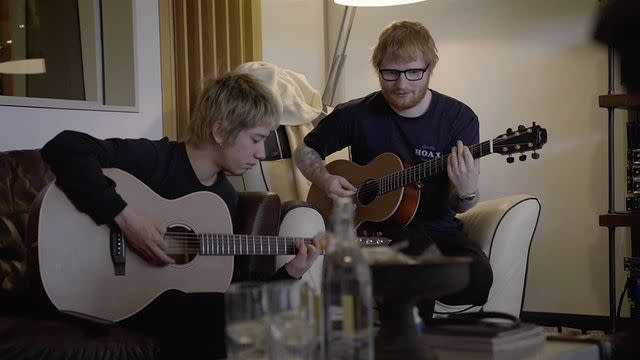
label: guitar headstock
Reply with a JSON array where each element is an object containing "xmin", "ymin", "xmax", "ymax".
[
  {"xmin": 358, "ymin": 237, "xmax": 391, "ymax": 247},
  {"xmin": 493, "ymin": 122, "xmax": 547, "ymax": 163}
]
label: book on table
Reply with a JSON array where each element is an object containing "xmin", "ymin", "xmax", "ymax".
[{"xmin": 422, "ymin": 320, "xmax": 546, "ymax": 352}]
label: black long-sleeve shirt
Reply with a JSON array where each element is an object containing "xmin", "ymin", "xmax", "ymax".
[
  {"xmin": 41, "ymin": 130, "xmax": 239, "ymax": 226},
  {"xmin": 40, "ymin": 130, "xmax": 292, "ymax": 358}
]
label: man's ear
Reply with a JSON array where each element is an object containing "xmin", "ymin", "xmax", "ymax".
[{"xmin": 211, "ymin": 123, "xmax": 226, "ymax": 146}]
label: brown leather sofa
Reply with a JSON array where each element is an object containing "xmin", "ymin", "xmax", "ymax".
[{"xmin": 0, "ymin": 149, "xmax": 282, "ymax": 359}]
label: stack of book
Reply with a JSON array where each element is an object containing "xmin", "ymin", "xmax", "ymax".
[{"xmin": 422, "ymin": 319, "xmax": 546, "ymax": 359}]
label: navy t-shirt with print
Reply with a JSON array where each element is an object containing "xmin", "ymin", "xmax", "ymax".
[{"xmin": 303, "ymin": 89, "xmax": 479, "ymax": 232}]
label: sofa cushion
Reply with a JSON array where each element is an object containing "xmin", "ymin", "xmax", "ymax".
[{"xmin": 0, "ymin": 150, "xmax": 54, "ymax": 301}]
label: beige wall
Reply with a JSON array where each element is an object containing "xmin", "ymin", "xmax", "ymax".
[
  {"xmin": 326, "ymin": 0, "xmax": 631, "ymax": 316},
  {"xmin": 261, "ymin": 0, "xmax": 326, "ymax": 91}
]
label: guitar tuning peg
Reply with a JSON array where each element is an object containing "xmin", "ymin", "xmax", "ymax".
[
  {"xmin": 532, "ymin": 152, "xmax": 540, "ymax": 160},
  {"xmin": 507, "ymin": 156, "xmax": 514, "ymax": 164},
  {"xmin": 518, "ymin": 125, "xmax": 526, "ymax": 132},
  {"xmin": 519, "ymin": 154, "xmax": 527, "ymax": 161},
  {"xmin": 506, "ymin": 128, "xmax": 513, "ymax": 135}
]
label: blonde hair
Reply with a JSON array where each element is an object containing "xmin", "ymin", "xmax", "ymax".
[
  {"xmin": 371, "ymin": 20, "xmax": 439, "ymax": 71},
  {"xmin": 183, "ymin": 71, "xmax": 280, "ymax": 146}
]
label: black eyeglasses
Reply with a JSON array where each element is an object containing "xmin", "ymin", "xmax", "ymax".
[{"xmin": 378, "ymin": 66, "xmax": 429, "ymax": 81}]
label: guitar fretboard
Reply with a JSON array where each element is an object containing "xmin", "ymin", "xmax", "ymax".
[
  {"xmin": 163, "ymin": 234, "xmax": 388, "ymax": 255},
  {"xmin": 197, "ymin": 234, "xmax": 311, "ymax": 255},
  {"xmin": 377, "ymin": 140, "xmax": 494, "ymax": 195}
]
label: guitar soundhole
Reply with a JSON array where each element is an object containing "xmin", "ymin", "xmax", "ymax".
[
  {"xmin": 357, "ymin": 179, "xmax": 379, "ymax": 206},
  {"xmin": 165, "ymin": 224, "xmax": 197, "ymax": 265}
]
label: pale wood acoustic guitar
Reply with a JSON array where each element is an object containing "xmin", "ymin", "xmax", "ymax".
[{"xmin": 27, "ymin": 168, "xmax": 389, "ymax": 323}]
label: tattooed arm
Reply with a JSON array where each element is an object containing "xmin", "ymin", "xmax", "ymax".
[{"xmin": 293, "ymin": 144, "xmax": 356, "ymax": 197}]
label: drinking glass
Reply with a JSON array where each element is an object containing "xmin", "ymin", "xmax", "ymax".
[
  {"xmin": 225, "ymin": 281, "xmax": 268, "ymax": 360},
  {"xmin": 264, "ymin": 280, "xmax": 318, "ymax": 360}
]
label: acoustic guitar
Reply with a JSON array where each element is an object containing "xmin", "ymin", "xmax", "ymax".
[
  {"xmin": 306, "ymin": 122, "xmax": 547, "ymax": 233},
  {"xmin": 27, "ymin": 168, "xmax": 389, "ymax": 323}
]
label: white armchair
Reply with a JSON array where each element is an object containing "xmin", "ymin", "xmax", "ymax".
[
  {"xmin": 273, "ymin": 194, "xmax": 542, "ymax": 318},
  {"xmin": 434, "ymin": 194, "xmax": 541, "ymax": 317},
  {"xmin": 275, "ymin": 201, "xmax": 327, "ymax": 292}
]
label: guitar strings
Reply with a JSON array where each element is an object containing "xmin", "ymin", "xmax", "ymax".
[
  {"xmin": 125, "ymin": 232, "xmax": 381, "ymax": 254},
  {"xmin": 161, "ymin": 234, "xmax": 315, "ymax": 254},
  {"xmin": 163, "ymin": 233, "xmax": 315, "ymax": 241},
  {"xmin": 120, "ymin": 232, "xmax": 322, "ymax": 251},
  {"xmin": 163, "ymin": 236, "xmax": 310, "ymax": 254},
  {"xmin": 161, "ymin": 236, "xmax": 316, "ymax": 246},
  {"xmin": 162, "ymin": 245, "xmax": 323, "ymax": 255},
  {"xmin": 160, "ymin": 233, "xmax": 381, "ymax": 243},
  {"xmin": 356, "ymin": 141, "xmax": 489, "ymax": 196},
  {"xmin": 356, "ymin": 136, "xmax": 535, "ymax": 197}
]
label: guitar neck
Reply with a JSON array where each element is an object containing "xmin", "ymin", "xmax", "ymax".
[
  {"xmin": 379, "ymin": 139, "xmax": 494, "ymax": 194},
  {"xmin": 197, "ymin": 234, "xmax": 312, "ymax": 255},
  {"xmin": 169, "ymin": 234, "xmax": 388, "ymax": 255}
]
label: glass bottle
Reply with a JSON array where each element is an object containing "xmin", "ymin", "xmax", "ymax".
[{"xmin": 321, "ymin": 196, "xmax": 374, "ymax": 359}]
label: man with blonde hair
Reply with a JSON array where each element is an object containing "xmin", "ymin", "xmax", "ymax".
[
  {"xmin": 41, "ymin": 71, "xmax": 326, "ymax": 358},
  {"xmin": 294, "ymin": 20, "xmax": 493, "ymax": 325}
]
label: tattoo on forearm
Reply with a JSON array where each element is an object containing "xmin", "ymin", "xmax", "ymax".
[{"xmin": 294, "ymin": 145, "xmax": 329, "ymax": 182}]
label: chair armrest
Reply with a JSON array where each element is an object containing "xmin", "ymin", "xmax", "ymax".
[
  {"xmin": 276, "ymin": 201, "xmax": 326, "ymax": 293},
  {"xmin": 456, "ymin": 194, "xmax": 541, "ymax": 316},
  {"xmin": 234, "ymin": 191, "xmax": 281, "ymax": 236},
  {"xmin": 280, "ymin": 201, "xmax": 327, "ymax": 236},
  {"xmin": 232, "ymin": 192, "xmax": 282, "ymax": 282}
]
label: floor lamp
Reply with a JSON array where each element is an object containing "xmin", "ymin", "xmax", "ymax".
[{"xmin": 322, "ymin": 0, "xmax": 427, "ymax": 108}]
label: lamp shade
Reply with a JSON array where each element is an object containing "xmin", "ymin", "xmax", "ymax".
[{"xmin": 334, "ymin": 0, "xmax": 425, "ymax": 6}]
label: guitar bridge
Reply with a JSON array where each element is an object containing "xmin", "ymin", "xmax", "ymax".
[{"xmin": 110, "ymin": 227, "xmax": 126, "ymax": 276}]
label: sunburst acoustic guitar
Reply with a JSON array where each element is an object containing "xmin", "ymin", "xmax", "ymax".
[{"xmin": 306, "ymin": 122, "xmax": 547, "ymax": 233}]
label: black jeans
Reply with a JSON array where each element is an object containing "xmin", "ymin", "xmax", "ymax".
[
  {"xmin": 383, "ymin": 222, "xmax": 494, "ymax": 324},
  {"xmin": 118, "ymin": 291, "xmax": 227, "ymax": 360}
]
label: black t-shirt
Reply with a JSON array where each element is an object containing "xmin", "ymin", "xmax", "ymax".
[{"xmin": 304, "ymin": 89, "xmax": 479, "ymax": 232}]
